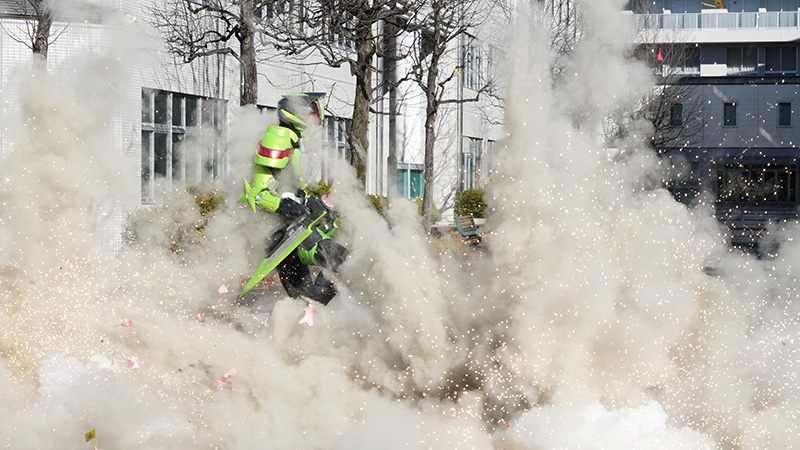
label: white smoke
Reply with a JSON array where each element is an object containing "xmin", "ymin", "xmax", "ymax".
[{"xmin": 1, "ymin": 0, "xmax": 798, "ymax": 449}]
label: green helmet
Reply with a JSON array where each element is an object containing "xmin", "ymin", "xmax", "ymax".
[
  {"xmin": 256, "ymin": 126, "xmax": 298, "ymax": 169},
  {"xmin": 278, "ymin": 93, "xmax": 325, "ymax": 135}
]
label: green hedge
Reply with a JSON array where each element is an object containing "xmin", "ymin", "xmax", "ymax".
[
  {"xmin": 366, "ymin": 194, "xmax": 387, "ymax": 217},
  {"xmin": 454, "ymin": 188, "xmax": 486, "ymax": 218}
]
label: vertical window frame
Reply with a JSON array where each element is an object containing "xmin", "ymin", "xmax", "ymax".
[
  {"xmin": 724, "ymin": 102, "xmax": 737, "ymax": 127},
  {"xmin": 462, "ymin": 137, "xmax": 484, "ymax": 191},
  {"xmin": 727, "ymin": 47, "xmax": 757, "ymax": 74},
  {"xmin": 320, "ymin": 115, "xmax": 352, "ymax": 184},
  {"xmin": 140, "ymin": 89, "xmax": 227, "ymax": 205},
  {"xmin": 670, "ymin": 102, "xmax": 684, "ymax": 127},
  {"xmin": 463, "ymin": 37, "xmax": 483, "ymax": 91},
  {"xmin": 766, "ymin": 46, "xmax": 797, "ymax": 74},
  {"xmin": 778, "ymin": 102, "xmax": 792, "ymax": 127}
]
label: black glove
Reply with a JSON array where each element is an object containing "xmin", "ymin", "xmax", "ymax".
[{"xmin": 275, "ymin": 197, "xmax": 308, "ymax": 220}]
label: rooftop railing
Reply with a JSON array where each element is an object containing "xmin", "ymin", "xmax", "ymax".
[{"xmin": 635, "ymin": 11, "xmax": 799, "ymax": 30}]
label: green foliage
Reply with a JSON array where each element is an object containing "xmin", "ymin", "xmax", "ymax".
[
  {"xmin": 124, "ymin": 187, "xmax": 224, "ymax": 254},
  {"xmin": 454, "ymin": 188, "xmax": 486, "ymax": 218},
  {"xmin": 367, "ymin": 194, "xmax": 388, "ymax": 217},
  {"xmin": 188, "ymin": 187, "xmax": 222, "ymax": 216},
  {"xmin": 415, "ymin": 197, "xmax": 441, "ymax": 223},
  {"xmin": 365, "ymin": 195, "xmax": 441, "ymax": 223},
  {"xmin": 306, "ymin": 182, "xmax": 331, "ymax": 198}
]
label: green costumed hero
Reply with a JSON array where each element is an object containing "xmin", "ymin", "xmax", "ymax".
[{"xmin": 239, "ymin": 93, "xmax": 348, "ymax": 304}]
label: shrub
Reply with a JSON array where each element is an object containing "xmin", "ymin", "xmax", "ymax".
[
  {"xmin": 367, "ymin": 194, "xmax": 388, "ymax": 217},
  {"xmin": 364, "ymin": 196, "xmax": 441, "ymax": 223},
  {"xmin": 415, "ymin": 197, "xmax": 441, "ymax": 223},
  {"xmin": 124, "ymin": 187, "xmax": 223, "ymax": 254},
  {"xmin": 454, "ymin": 188, "xmax": 486, "ymax": 218},
  {"xmin": 306, "ymin": 182, "xmax": 331, "ymax": 198},
  {"xmin": 188, "ymin": 187, "xmax": 222, "ymax": 216}
]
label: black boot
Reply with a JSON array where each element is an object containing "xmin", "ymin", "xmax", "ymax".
[
  {"xmin": 314, "ymin": 239, "xmax": 348, "ymax": 271},
  {"xmin": 304, "ymin": 270, "xmax": 337, "ymax": 305},
  {"xmin": 276, "ymin": 251, "xmax": 312, "ymax": 299}
]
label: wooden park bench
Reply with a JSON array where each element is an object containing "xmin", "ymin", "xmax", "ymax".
[{"xmin": 455, "ymin": 215, "xmax": 484, "ymax": 246}]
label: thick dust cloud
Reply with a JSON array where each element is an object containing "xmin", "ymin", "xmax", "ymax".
[{"xmin": 0, "ymin": 1, "xmax": 799, "ymax": 449}]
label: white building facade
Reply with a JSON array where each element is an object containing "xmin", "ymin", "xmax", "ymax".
[{"xmin": 0, "ymin": 0, "xmax": 506, "ymax": 250}]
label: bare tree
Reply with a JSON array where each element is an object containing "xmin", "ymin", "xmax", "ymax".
[
  {"xmin": 540, "ymin": 0, "xmax": 583, "ymax": 82},
  {"xmin": 259, "ymin": 0, "xmax": 418, "ymax": 185},
  {"xmin": 531, "ymin": 2, "xmax": 704, "ymax": 151},
  {"xmin": 640, "ymin": 43, "xmax": 705, "ymax": 150},
  {"xmin": 1, "ymin": 0, "xmax": 61, "ymax": 64},
  {"xmin": 404, "ymin": 0, "xmax": 500, "ymax": 232},
  {"xmin": 152, "ymin": 0, "xmax": 260, "ymax": 106},
  {"xmin": 603, "ymin": 36, "xmax": 705, "ymax": 151},
  {"xmin": 29, "ymin": 0, "xmax": 51, "ymax": 59}
]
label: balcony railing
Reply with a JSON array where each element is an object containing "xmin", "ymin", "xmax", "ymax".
[{"xmin": 635, "ymin": 12, "xmax": 799, "ymax": 30}]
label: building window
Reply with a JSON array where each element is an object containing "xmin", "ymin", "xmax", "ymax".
[
  {"xmin": 764, "ymin": 0, "xmax": 799, "ymax": 26},
  {"xmin": 633, "ymin": 0, "xmax": 664, "ymax": 13},
  {"xmin": 664, "ymin": 159, "xmax": 699, "ymax": 204},
  {"xmin": 320, "ymin": 116, "xmax": 352, "ymax": 183},
  {"xmin": 669, "ymin": 50, "xmax": 700, "ymax": 75},
  {"xmin": 670, "ymin": 103, "xmax": 683, "ymax": 126},
  {"xmin": 486, "ymin": 44, "xmax": 503, "ymax": 93},
  {"xmin": 262, "ymin": 0, "xmax": 304, "ymax": 33},
  {"xmin": 464, "ymin": 39, "xmax": 483, "ymax": 91},
  {"xmin": 397, "ymin": 163, "xmax": 423, "ymax": 198},
  {"xmin": 665, "ymin": 160, "xmax": 698, "ymax": 186},
  {"xmin": 462, "ymin": 137, "xmax": 491, "ymax": 190},
  {"xmin": 724, "ymin": 102, "xmax": 737, "ymax": 127},
  {"xmin": 320, "ymin": 5, "xmax": 355, "ymax": 50},
  {"xmin": 257, "ymin": 105, "xmax": 276, "ymax": 116},
  {"xmin": 670, "ymin": 0, "xmax": 701, "ymax": 14},
  {"xmin": 766, "ymin": 47, "xmax": 797, "ymax": 73},
  {"xmin": 141, "ymin": 89, "xmax": 227, "ymax": 204},
  {"xmin": 324, "ymin": 116, "xmax": 351, "ymax": 161},
  {"xmin": 729, "ymin": 0, "xmax": 759, "ymax": 12},
  {"xmin": 779, "ymin": 102, "xmax": 792, "ymax": 127},
  {"xmin": 766, "ymin": 0, "xmax": 799, "ymax": 12},
  {"xmin": 717, "ymin": 163, "xmax": 797, "ymax": 204},
  {"xmin": 727, "ymin": 47, "xmax": 757, "ymax": 74}
]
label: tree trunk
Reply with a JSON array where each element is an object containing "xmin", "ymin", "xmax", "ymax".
[
  {"xmin": 239, "ymin": 0, "xmax": 258, "ymax": 106},
  {"xmin": 32, "ymin": 14, "xmax": 50, "ymax": 58},
  {"xmin": 421, "ymin": 50, "xmax": 441, "ymax": 233},
  {"xmin": 386, "ymin": 21, "xmax": 398, "ymax": 199},
  {"xmin": 348, "ymin": 23, "xmax": 374, "ymax": 186},
  {"xmin": 31, "ymin": 0, "xmax": 51, "ymax": 66}
]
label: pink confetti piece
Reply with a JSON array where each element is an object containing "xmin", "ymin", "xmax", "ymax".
[
  {"xmin": 299, "ymin": 304, "xmax": 314, "ymax": 326},
  {"xmin": 218, "ymin": 285, "xmax": 229, "ymax": 294},
  {"xmin": 113, "ymin": 320, "xmax": 133, "ymax": 328},
  {"xmin": 223, "ymin": 368, "xmax": 237, "ymax": 379},
  {"xmin": 128, "ymin": 357, "xmax": 139, "ymax": 370},
  {"xmin": 214, "ymin": 379, "xmax": 234, "ymax": 393}
]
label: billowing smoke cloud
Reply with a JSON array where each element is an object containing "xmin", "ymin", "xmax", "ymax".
[{"xmin": 1, "ymin": 0, "xmax": 799, "ymax": 449}]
